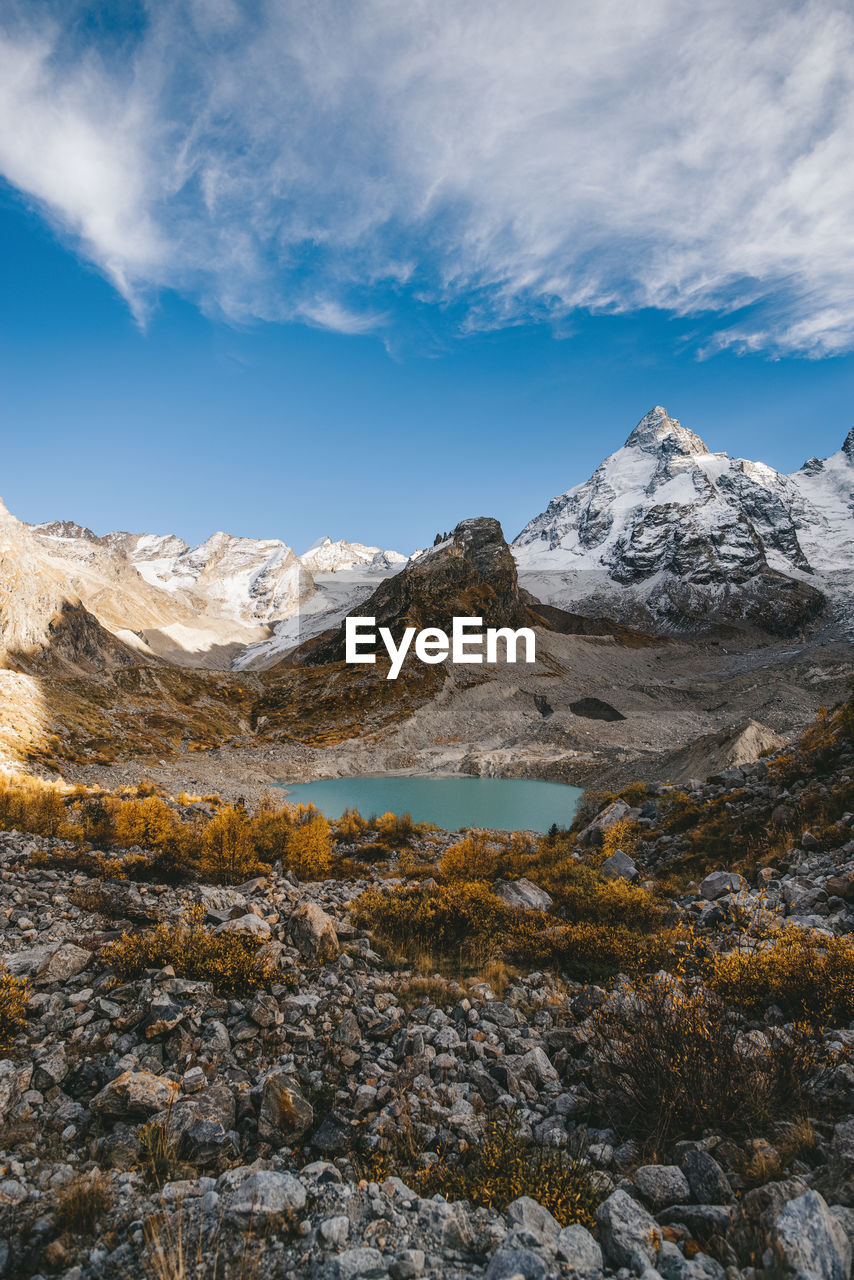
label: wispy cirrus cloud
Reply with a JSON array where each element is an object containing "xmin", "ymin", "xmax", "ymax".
[{"xmin": 1, "ymin": 0, "xmax": 853, "ymax": 353}]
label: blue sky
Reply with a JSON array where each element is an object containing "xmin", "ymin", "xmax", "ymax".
[{"xmin": 1, "ymin": 1, "xmax": 853, "ymax": 554}]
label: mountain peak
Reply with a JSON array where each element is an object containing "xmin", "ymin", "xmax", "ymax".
[
  {"xmin": 624, "ymin": 406, "xmax": 710, "ymax": 457},
  {"xmin": 843, "ymin": 426, "xmax": 854, "ymax": 460}
]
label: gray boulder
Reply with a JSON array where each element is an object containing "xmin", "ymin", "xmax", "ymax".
[
  {"xmin": 36, "ymin": 942, "xmax": 91, "ymax": 984},
  {"xmin": 258, "ymin": 1070, "xmax": 314, "ymax": 1145},
  {"xmin": 774, "ymin": 1190, "xmax": 851, "ymax": 1280},
  {"xmin": 633, "ymin": 1164, "xmax": 690, "ymax": 1210},
  {"xmin": 506, "ymin": 1195, "xmax": 561, "ymax": 1240},
  {"xmin": 680, "ymin": 1149, "xmax": 734, "ymax": 1204},
  {"xmin": 658, "ymin": 1240, "xmax": 725, "ymax": 1280},
  {"xmin": 290, "ymin": 901, "xmax": 340, "ymax": 962},
  {"xmin": 90, "ymin": 1070, "xmax": 178, "ymax": 1120},
  {"xmin": 556, "ymin": 1223, "xmax": 603, "ymax": 1273},
  {"xmin": 578, "ymin": 800, "xmax": 632, "ymax": 847},
  {"xmin": 493, "ymin": 878, "xmax": 554, "ymax": 912},
  {"xmin": 699, "ymin": 871, "xmax": 746, "ymax": 901},
  {"xmin": 214, "ymin": 913, "xmax": 271, "ymax": 940},
  {"xmin": 335, "ymin": 1248, "xmax": 388, "ymax": 1280},
  {"xmin": 485, "ymin": 1247, "xmax": 549, "ymax": 1280},
  {"xmin": 597, "ymin": 1188, "xmax": 663, "ymax": 1271},
  {"xmin": 601, "ymin": 849, "xmax": 639, "ymax": 881},
  {"xmin": 226, "ymin": 1169, "xmax": 306, "ymax": 1220}
]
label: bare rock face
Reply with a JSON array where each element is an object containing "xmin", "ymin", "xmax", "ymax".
[{"xmin": 289, "ymin": 901, "xmax": 340, "ymax": 962}]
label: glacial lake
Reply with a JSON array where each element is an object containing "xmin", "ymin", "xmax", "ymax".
[{"xmin": 277, "ymin": 775, "xmax": 584, "ymax": 833}]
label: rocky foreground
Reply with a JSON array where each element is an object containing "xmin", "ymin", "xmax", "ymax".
[{"xmin": 0, "ymin": 706, "xmax": 853, "ymax": 1280}]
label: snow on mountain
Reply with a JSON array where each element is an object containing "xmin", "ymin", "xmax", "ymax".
[
  {"xmin": 235, "ymin": 556, "xmax": 410, "ymax": 670},
  {"xmin": 299, "ymin": 536, "xmax": 407, "ymax": 575},
  {"xmin": 122, "ymin": 531, "xmax": 315, "ymax": 624},
  {"xmin": 30, "ymin": 517, "xmax": 408, "ymax": 666},
  {"xmin": 513, "ymin": 406, "xmax": 852, "ymax": 634}
]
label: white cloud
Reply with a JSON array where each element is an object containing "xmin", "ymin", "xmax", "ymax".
[{"xmin": 1, "ymin": 0, "xmax": 853, "ymax": 352}]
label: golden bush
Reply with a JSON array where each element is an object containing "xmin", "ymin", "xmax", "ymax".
[
  {"xmin": 425, "ymin": 1116, "xmax": 598, "ymax": 1228},
  {"xmin": 505, "ymin": 919, "xmax": 687, "ymax": 980},
  {"xmin": 353, "ymin": 880, "xmax": 509, "ymax": 963},
  {"xmin": 553, "ymin": 872, "xmax": 665, "ymax": 931},
  {"xmin": 0, "ymin": 774, "xmax": 71, "ymax": 839},
  {"xmin": 0, "ymin": 963, "xmax": 28, "ymax": 1053},
  {"xmin": 101, "ymin": 905, "xmax": 285, "ymax": 995},
  {"xmin": 248, "ymin": 797, "xmax": 295, "ymax": 862},
  {"xmin": 334, "ymin": 806, "xmax": 367, "ymax": 841},
  {"xmin": 198, "ymin": 804, "xmax": 263, "ymax": 884},
  {"xmin": 360, "ymin": 1112, "xmax": 598, "ymax": 1228},
  {"xmin": 354, "ymin": 878, "xmax": 678, "ymax": 979},
  {"xmin": 708, "ymin": 928, "xmax": 854, "ymax": 1026},
  {"xmin": 286, "ymin": 813, "xmax": 333, "ymax": 880},
  {"xmin": 439, "ymin": 833, "xmax": 504, "ymax": 882},
  {"xmin": 590, "ymin": 973, "xmax": 829, "ymax": 1152},
  {"xmin": 113, "ymin": 796, "xmax": 185, "ymax": 853},
  {"xmin": 375, "ymin": 810, "xmax": 416, "ymax": 844},
  {"xmin": 599, "ymin": 817, "xmax": 643, "ymax": 861}
]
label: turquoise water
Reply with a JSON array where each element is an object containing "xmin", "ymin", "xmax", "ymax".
[{"xmin": 277, "ymin": 775, "xmax": 584, "ymax": 833}]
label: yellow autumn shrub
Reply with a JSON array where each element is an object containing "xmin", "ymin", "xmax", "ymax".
[
  {"xmin": 708, "ymin": 927, "xmax": 854, "ymax": 1025},
  {"xmin": 591, "ymin": 973, "xmax": 828, "ymax": 1151},
  {"xmin": 353, "ymin": 880, "xmax": 509, "ymax": 962},
  {"xmin": 599, "ymin": 817, "xmax": 643, "ymax": 861},
  {"xmin": 286, "ymin": 813, "xmax": 333, "ymax": 879},
  {"xmin": 0, "ymin": 963, "xmax": 28, "ymax": 1053},
  {"xmin": 198, "ymin": 804, "xmax": 263, "ymax": 884},
  {"xmin": 101, "ymin": 905, "xmax": 285, "ymax": 996},
  {"xmin": 113, "ymin": 795, "xmax": 184, "ymax": 852},
  {"xmin": 439, "ymin": 833, "xmax": 504, "ymax": 882},
  {"xmin": 364, "ymin": 1113, "xmax": 599, "ymax": 1229}
]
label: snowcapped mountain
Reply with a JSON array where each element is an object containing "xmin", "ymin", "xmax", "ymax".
[
  {"xmin": 27, "ymin": 517, "xmax": 407, "ymax": 667},
  {"xmin": 107, "ymin": 531, "xmax": 314, "ymax": 624},
  {"xmin": 513, "ymin": 406, "xmax": 853, "ymax": 634},
  {"xmin": 299, "ymin": 536, "xmax": 407, "ymax": 574}
]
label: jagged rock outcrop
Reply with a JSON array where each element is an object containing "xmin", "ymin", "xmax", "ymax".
[
  {"xmin": 292, "ymin": 516, "xmax": 532, "ymax": 666},
  {"xmin": 513, "ymin": 405, "xmax": 851, "ymax": 635}
]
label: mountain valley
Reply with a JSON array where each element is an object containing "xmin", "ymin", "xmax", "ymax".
[{"xmin": 0, "ymin": 407, "xmax": 851, "ymax": 794}]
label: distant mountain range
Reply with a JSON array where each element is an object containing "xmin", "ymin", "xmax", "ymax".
[{"xmin": 4, "ymin": 405, "xmax": 853, "ymax": 678}]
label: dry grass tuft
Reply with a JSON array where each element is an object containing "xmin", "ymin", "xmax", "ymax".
[{"xmin": 56, "ymin": 1170, "xmax": 111, "ymax": 1235}]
